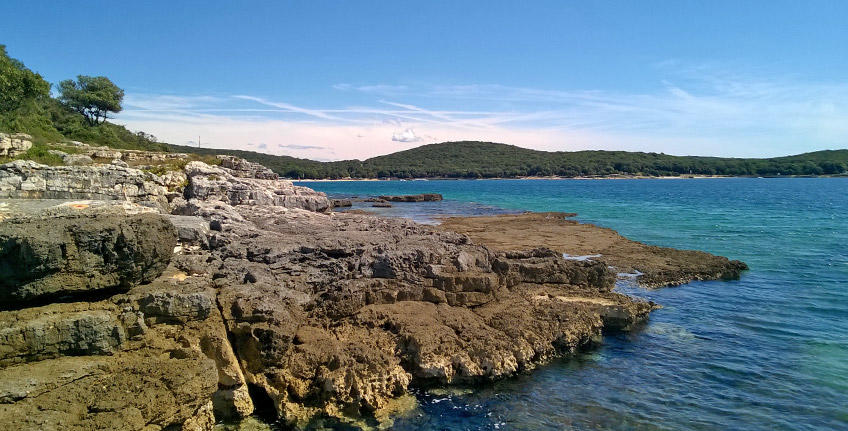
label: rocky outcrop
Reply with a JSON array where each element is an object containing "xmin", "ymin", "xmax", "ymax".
[
  {"xmin": 440, "ymin": 212, "xmax": 748, "ymax": 288},
  {"xmin": 0, "ymin": 133, "xmax": 32, "ymax": 158},
  {"xmin": 378, "ymin": 193, "xmax": 443, "ymax": 202},
  {"xmin": 0, "ymin": 200, "xmax": 176, "ymax": 305},
  {"xmin": 0, "ymin": 201, "xmax": 224, "ymax": 430},
  {"xmin": 183, "ymin": 161, "xmax": 330, "ymax": 212},
  {"xmin": 61, "ymin": 140, "xmax": 189, "ymax": 165},
  {"xmin": 332, "ymin": 198, "xmax": 353, "ymax": 208},
  {"xmin": 0, "ymin": 160, "xmax": 170, "ymax": 210},
  {"xmin": 0, "ymin": 150, "xmax": 748, "ymax": 430},
  {"xmin": 216, "ymin": 155, "xmax": 278, "ymax": 179},
  {"xmin": 47, "ymin": 149, "xmax": 94, "ymax": 166},
  {"xmin": 169, "ymin": 201, "xmax": 657, "ymax": 427},
  {"xmin": 0, "ymin": 194, "xmax": 660, "ymax": 429}
]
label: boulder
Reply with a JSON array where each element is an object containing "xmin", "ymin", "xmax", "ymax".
[
  {"xmin": 0, "ymin": 200, "xmax": 177, "ymax": 305},
  {"xmin": 378, "ymin": 193, "xmax": 443, "ymax": 202},
  {"xmin": 184, "ymin": 161, "xmax": 331, "ymax": 212},
  {"xmin": 167, "ymin": 215, "xmax": 210, "ymax": 248},
  {"xmin": 331, "ymin": 198, "xmax": 352, "ymax": 208},
  {"xmin": 216, "ymin": 155, "xmax": 278, "ymax": 179},
  {"xmin": 47, "ymin": 149, "xmax": 94, "ymax": 166}
]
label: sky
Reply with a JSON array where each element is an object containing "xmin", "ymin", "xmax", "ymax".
[{"xmin": 2, "ymin": 0, "xmax": 847, "ymax": 160}]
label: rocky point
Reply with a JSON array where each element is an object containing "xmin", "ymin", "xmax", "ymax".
[{"xmin": 0, "ymin": 142, "xmax": 746, "ymax": 430}]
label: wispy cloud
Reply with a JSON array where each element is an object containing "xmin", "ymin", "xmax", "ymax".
[
  {"xmin": 333, "ymin": 83, "xmax": 409, "ymax": 94},
  {"xmin": 116, "ymin": 65, "xmax": 848, "ymax": 160},
  {"xmin": 233, "ymin": 95, "xmax": 344, "ymax": 121}
]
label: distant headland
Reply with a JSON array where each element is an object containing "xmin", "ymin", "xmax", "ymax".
[{"xmin": 170, "ymin": 141, "xmax": 848, "ymax": 180}]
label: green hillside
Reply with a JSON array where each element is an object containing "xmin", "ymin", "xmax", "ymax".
[
  {"xmin": 169, "ymin": 141, "xmax": 848, "ymax": 179},
  {"xmin": 0, "ymin": 43, "xmax": 168, "ymax": 166}
]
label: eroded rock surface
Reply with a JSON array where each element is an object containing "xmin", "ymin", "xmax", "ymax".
[
  {"xmin": 183, "ymin": 161, "xmax": 330, "ymax": 212},
  {"xmin": 0, "ymin": 154, "xmax": 747, "ymax": 430},
  {"xmin": 439, "ymin": 212, "xmax": 748, "ymax": 288},
  {"xmin": 0, "ymin": 200, "xmax": 176, "ymax": 305},
  {"xmin": 166, "ymin": 202, "xmax": 656, "ymax": 427}
]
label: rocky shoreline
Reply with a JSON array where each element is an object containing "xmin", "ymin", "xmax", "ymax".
[{"xmin": 0, "ymin": 141, "xmax": 747, "ymax": 430}]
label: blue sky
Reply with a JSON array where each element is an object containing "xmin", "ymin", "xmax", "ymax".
[{"xmin": 2, "ymin": 0, "xmax": 847, "ymax": 159}]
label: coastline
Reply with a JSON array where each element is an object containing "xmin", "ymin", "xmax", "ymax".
[
  {"xmin": 295, "ymin": 174, "xmax": 845, "ymax": 182},
  {"xmin": 0, "ymin": 149, "xmax": 748, "ymax": 430}
]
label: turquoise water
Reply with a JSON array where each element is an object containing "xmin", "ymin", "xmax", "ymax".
[{"xmin": 297, "ymin": 178, "xmax": 848, "ymax": 431}]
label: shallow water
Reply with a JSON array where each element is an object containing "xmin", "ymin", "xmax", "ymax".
[{"xmin": 296, "ymin": 178, "xmax": 848, "ymax": 431}]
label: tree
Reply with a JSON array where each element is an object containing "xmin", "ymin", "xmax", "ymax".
[
  {"xmin": 58, "ymin": 75, "xmax": 124, "ymax": 126},
  {"xmin": 0, "ymin": 44, "xmax": 50, "ymax": 112}
]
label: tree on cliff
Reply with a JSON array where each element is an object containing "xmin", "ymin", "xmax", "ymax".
[{"xmin": 58, "ymin": 75, "xmax": 124, "ymax": 126}]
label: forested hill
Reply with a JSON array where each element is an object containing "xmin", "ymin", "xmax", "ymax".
[{"xmin": 169, "ymin": 141, "xmax": 848, "ymax": 179}]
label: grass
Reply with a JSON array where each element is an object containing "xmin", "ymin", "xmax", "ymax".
[{"xmin": 0, "ymin": 141, "xmax": 65, "ymax": 166}]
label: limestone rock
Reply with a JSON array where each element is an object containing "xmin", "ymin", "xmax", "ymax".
[
  {"xmin": 0, "ymin": 160, "xmax": 170, "ymax": 210},
  {"xmin": 0, "ymin": 350, "xmax": 218, "ymax": 430},
  {"xmin": 47, "ymin": 150, "xmax": 93, "ymax": 166},
  {"xmin": 167, "ymin": 214, "xmax": 211, "ymax": 248},
  {"xmin": 0, "ymin": 305, "xmax": 126, "ymax": 366},
  {"xmin": 216, "ymin": 155, "xmax": 278, "ymax": 179},
  {"xmin": 0, "ymin": 201, "xmax": 177, "ymax": 304},
  {"xmin": 184, "ymin": 161, "xmax": 330, "ymax": 212},
  {"xmin": 331, "ymin": 198, "xmax": 352, "ymax": 208},
  {"xmin": 196, "ymin": 203, "xmax": 654, "ymax": 426},
  {"xmin": 138, "ymin": 291, "xmax": 214, "ymax": 323},
  {"xmin": 0, "ymin": 133, "xmax": 32, "ymax": 158}
]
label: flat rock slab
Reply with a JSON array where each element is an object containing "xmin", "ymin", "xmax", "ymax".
[
  {"xmin": 378, "ymin": 193, "xmax": 443, "ymax": 202},
  {"xmin": 438, "ymin": 212, "xmax": 748, "ymax": 287}
]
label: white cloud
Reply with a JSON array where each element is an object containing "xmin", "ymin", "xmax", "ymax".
[{"xmin": 391, "ymin": 128, "xmax": 423, "ymax": 142}]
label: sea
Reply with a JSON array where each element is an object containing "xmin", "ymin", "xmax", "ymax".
[{"xmin": 259, "ymin": 178, "xmax": 848, "ymax": 431}]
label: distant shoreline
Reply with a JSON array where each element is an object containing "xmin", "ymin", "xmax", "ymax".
[{"xmin": 294, "ymin": 174, "xmax": 847, "ymax": 182}]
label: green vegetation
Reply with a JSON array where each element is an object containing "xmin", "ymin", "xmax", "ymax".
[
  {"xmin": 2, "ymin": 44, "xmax": 846, "ymax": 179},
  {"xmin": 171, "ymin": 141, "xmax": 848, "ymax": 179},
  {"xmin": 0, "ymin": 44, "xmax": 167, "ymax": 151},
  {"xmin": 11, "ymin": 142, "xmax": 65, "ymax": 166},
  {"xmin": 58, "ymin": 75, "xmax": 124, "ymax": 126}
]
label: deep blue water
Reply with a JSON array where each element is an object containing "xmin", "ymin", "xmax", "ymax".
[{"xmin": 296, "ymin": 178, "xmax": 848, "ymax": 431}]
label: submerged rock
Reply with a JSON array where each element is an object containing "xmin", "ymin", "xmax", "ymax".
[
  {"xmin": 378, "ymin": 193, "xmax": 443, "ymax": 202},
  {"xmin": 440, "ymin": 212, "xmax": 749, "ymax": 288}
]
